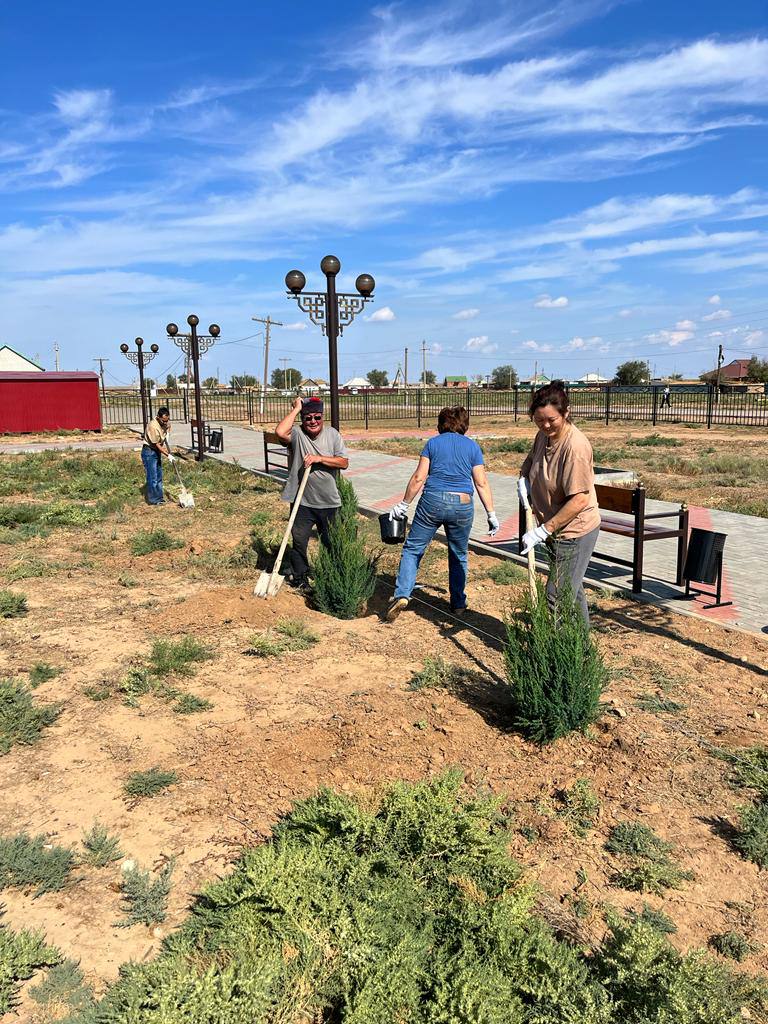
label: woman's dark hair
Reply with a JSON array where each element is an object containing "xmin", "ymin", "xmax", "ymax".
[
  {"xmin": 157, "ymin": 406, "xmax": 170, "ymax": 417},
  {"xmin": 437, "ymin": 406, "xmax": 469, "ymax": 434},
  {"xmin": 528, "ymin": 380, "xmax": 569, "ymax": 419}
]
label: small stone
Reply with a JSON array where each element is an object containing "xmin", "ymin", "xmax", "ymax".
[
  {"xmin": 748, "ymin": 710, "xmax": 761, "ymax": 720},
  {"xmin": 121, "ymin": 859, "xmax": 137, "ymax": 873},
  {"xmin": 152, "ymin": 926, "xmax": 164, "ymax": 939}
]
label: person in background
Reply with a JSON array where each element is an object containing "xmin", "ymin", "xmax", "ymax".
[
  {"xmin": 142, "ymin": 406, "xmax": 174, "ymax": 505},
  {"xmin": 661, "ymin": 384, "xmax": 671, "ymax": 408},
  {"xmin": 518, "ymin": 381, "xmax": 600, "ymax": 624},
  {"xmin": 385, "ymin": 406, "xmax": 498, "ymax": 622},
  {"xmin": 275, "ymin": 396, "xmax": 349, "ymax": 591}
]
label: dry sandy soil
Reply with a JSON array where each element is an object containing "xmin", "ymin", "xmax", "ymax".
[{"xmin": 1, "ymin": 448, "xmax": 768, "ymax": 1007}]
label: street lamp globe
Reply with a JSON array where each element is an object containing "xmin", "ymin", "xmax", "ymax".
[
  {"xmin": 135, "ymin": 337, "xmax": 144, "ymax": 347},
  {"xmin": 209, "ymin": 324, "xmax": 221, "ymax": 337},
  {"xmin": 320, "ymin": 255, "xmax": 341, "ymax": 276},
  {"xmin": 355, "ymin": 273, "xmax": 375, "ymax": 297},
  {"xmin": 285, "ymin": 270, "xmax": 306, "ymax": 294},
  {"xmin": 150, "ymin": 344, "xmax": 159, "ymax": 354},
  {"xmin": 120, "ymin": 343, "xmax": 129, "ymax": 353},
  {"xmin": 166, "ymin": 323, "xmax": 179, "ymax": 336},
  {"xmin": 187, "ymin": 314, "xmax": 199, "ymax": 327}
]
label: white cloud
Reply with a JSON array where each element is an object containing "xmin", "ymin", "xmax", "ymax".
[
  {"xmin": 367, "ymin": 306, "xmax": 396, "ymax": 322},
  {"xmin": 708, "ymin": 294, "xmax": 722, "ymax": 305},
  {"xmin": 618, "ymin": 308, "xmax": 633, "ymax": 318},
  {"xmin": 561, "ymin": 335, "xmax": 602, "ymax": 351},
  {"xmin": 745, "ymin": 330, "xmax": 765, "ymax": 344},
  {"xmin": 464, "ymin": 335, "xmax": 498, "ymax": 354},
  {"xmin": 702, "ymin": 308, "xmax": 732, "ymax": 321},
  {"xmin": 708, "ymin": 331, "xmax": 724, "ymax": 337},
  {"xmin": 430, "ymin": 342, "xmax": 443, "ymax": 355},
  {"xmin": 282, "ymin": 322, "xmax": 309, "ymax": 331},
  {"xmin": 675, "ymin": 319, "xmax": 696, "ymax": 330},
  {"xmin": 647, "ymin": 329, "xmax": 694, "ymax": 347},
  {"xmin": 452, "ymin": 308, "xmax": 480, "ymax": 320},
  {"xmin": 534, "ymin": 294, "xmax": 569, "ymax": 308},
  {"xmin": 54, "ymin": 88, "xmax": 112, "ymax": 122},
  {"xmin": 522, "ymin": 339, "xmax": 553, "ymax": 352}
]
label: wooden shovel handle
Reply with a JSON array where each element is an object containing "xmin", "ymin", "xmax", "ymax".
[
  {"xmin": 267, "ymin": 468, "xmax": 311, "ymax": 589},
  {"xmin": 525, "ymin": 507, "xmax": 538, "ymax": 606}
]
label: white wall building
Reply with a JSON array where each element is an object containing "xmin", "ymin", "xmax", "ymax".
[{"xmin": 0, "ymin": 346, "xmax": 43, "ymax": 372}]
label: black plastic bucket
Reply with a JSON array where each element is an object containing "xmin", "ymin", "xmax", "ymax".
[{"xmin": 379, "ymin": 512, "xmax": 407, "ymax": 545}]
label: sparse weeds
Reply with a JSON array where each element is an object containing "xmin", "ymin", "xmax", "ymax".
[
  {"xmin": 122, "ymin": 767, "xmax": 178, "ymax": 799},
  {"xmin": 27, "ymin": 662, "xmax": 61, "ymax": 688},
  {"xmin": 0, "ymin": 677, "xmax": 62, "ymax": 754},
  {"xmin": 247, "ymin": 618, "xmax": 319, "ymax": 658},
  {"xmin": 129, "ymin": 528, "xmax": 183, "ymax": 556},
  {"xmin": 0, "ymin": 916, "xmax": 62, "ymax": 1015},
  {"xmin": 734, "ymin": 800, "xmax": 768, "ymax": 868},
  {"xmin": 487, "ymin": 560, "xmax": 526, "ymax": 585},
  {"xmin": 635, "ymin": 692, "xmax": 685, "ymax": 715},
  {"xmin": 29, "ymin": 957, "xmax": 95, "ymax": 1018},
  {"xmin": 625, "ymin": 903, "xmax": 677, "ymax": 934},
  {"xmin": 2, "ymin": 557, "xmax": 52, "ymax": 583},
  {"xmin": 0, "ymin": 589, "xmax": 27, "ymax": 618},
  {"xmin": 710, "ymin": 931, "xmax": 757, "ymax": 962},
  {"xmin": 117, "ymin": 572, "xmax": 138, "ymax": 588},
  {"xmin": 408, "ymin": 655, "xmax": 468, "ymax": 691},
  {"xmin": 556, "ymin": 779, "xmax": 600, "ymax": 837},
  {"xmin": 81, "ymin": 822, "xmax": 123, "ymax": 868},
  {"xmin": 628, "ymin": 434, "xmax": 683, "ymax": 448},
  {"xmin": 148, "ymin": 636, "xmax": 213, "ymax": 677},
  {"xmin": 116, "ymin": 860, "xmax": 174, "ymax": 928},
  {"xmin": 714, "ymin": 746, "xmax": 768, "ymax": 798},
  {"xmin": 173, "ymin": 693, "xmax": 213, "ymax": 714},
  {"xmin": 606, "ymin": 822, "xmax": 693, "ymax": 894},
  {"xmin": 0, "ymin": 833, "xmax": 74, "ymax": 896}
]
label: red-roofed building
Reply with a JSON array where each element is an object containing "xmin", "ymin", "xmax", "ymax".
[{"xmin": 0, "ymin": 371, "xmax": 102, "ymax": 433}]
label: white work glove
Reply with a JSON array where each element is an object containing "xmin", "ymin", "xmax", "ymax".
[
  {"xmin": 388, "ymin": 500, "xmax": 410, "ymax": 521},
  {"xmin": 487, "ymin": 512, "xmax": 500, "ymax": 536},
  {"xmin": 167, "ymin": 453, "xmax": 176, "ymax": 463},
  {"xmin": 521, "ymin": 524, "xmax": 550, "ymax": 555},
  {"xmin": 517, "ymin": 477, "xmax": 530, "ymax": 508}
]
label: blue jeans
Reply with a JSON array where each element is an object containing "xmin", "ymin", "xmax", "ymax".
[
  {"xmin": 394, "ymin": 490, "xmax": 474, "ymax": 609},
  {"xmin": 141, "ymin": 446, "xmax": 164, "ymax": 504}
]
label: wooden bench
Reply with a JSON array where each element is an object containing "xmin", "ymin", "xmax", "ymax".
[
  {"xmin": 263, "ymin": 430, "xmax": 290, "ymax": 476},
  {"xmin": 518, "ymin": 483, "xmax": 688, "ymax": 594},
  {"xmin": 190, "ymin": 419, "xmax": 224, "ymax": 453}
]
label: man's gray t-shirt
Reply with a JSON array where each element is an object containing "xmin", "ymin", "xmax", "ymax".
[{"xmin": 280, "ymin": 425, "xmax": 347, "ymax": 509}]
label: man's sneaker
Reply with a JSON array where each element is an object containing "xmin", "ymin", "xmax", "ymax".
[
  {"xmin": 385, "ymin": 597, "xmax": 409, "ymax": 622},
  {"xmin": 450, "ymin": 606, "xmax": 467, "ymax": 618}
]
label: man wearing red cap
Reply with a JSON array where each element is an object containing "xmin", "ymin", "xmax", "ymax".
[{"xmin": 274, "ymin": 396, "xmax": 349, "ymax": 590}]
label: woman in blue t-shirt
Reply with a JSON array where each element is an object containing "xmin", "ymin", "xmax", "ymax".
[{"xmin": 385, "ymin": 406, "xmax": 499, "ymax": 622}]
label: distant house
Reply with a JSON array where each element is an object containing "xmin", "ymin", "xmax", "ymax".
[
  {"xmin": 577, "ymin": 372, "xmax": 608, "ymax": 384},
  {"xmin": 444, "ymin": 375, "xmax": 468, "ymax": 388},
  {"xmin": 300, "ymin": 377, "xmax": 329, "ymax": 392},
  {"xmin": 520, "ymin": 373, "xmax": 551, "ymax": 387},
  {"xmin": 342, "ymin": 376, "xmax": 371, "ymax": 389},
  {"xmin": 720, "ymin": 359, "xmax": 750, "ymax": 381},
  {"xmin": 0, "ymin": 346, "xmax": 43, "ymax": 372}
]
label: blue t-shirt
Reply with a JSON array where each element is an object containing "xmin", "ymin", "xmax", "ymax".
[{"xmin": 421, "ymin": 432, "xmax": 484, "ymax": 494}]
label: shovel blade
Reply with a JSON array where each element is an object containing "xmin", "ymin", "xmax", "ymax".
[
  {"xmin": 179, "ymin": 489, "xmax": 195, "ymax": 508},
  {"xmin": 253, "ymin": 571, "xmax": 284, "ymax": 599}
]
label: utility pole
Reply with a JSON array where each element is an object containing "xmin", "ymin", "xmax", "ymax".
[
  {"xmin": 715, "ymin": 343, "xmax": 724, "ymax": 404},
  {"xmin": 53, "ymin": 341, "xmax": 60, "ymax": 371},
  {"xmin": 93, "ymin": 358, "xmax": 109, "ymax": 403},
  {"xmin": 279, "ymin": 357, "xmax": 290, "ymax": 392},
  {"xmin": 421, "ymin": 339, "xmax": 427, "ymax": 388},
  {"xmin": 404, "ymin": 346, "xmax": 408, "ymax": 390},
  {"xmin": 252, "ymin": 315, "xmax": 283, "ymax": 415},
  {"xmin": 534, "ymin": 360, "xmax": 538, "ymax": 386}
]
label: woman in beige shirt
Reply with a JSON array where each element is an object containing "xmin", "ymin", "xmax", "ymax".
[{"xmin": 518, "ymin": 381, "xmax": 600, "ymax": 624}]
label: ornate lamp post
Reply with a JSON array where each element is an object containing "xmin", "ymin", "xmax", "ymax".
[
  {"xmin": 119, "ymin": 337, "xmax": 159, "ymax": 434},
  {"xmin": 166, "ymin": 315, "xmax": 220, "ymax": 461},
  {"xmin": 285, "ymin": 255, "xmax": 375, "ymax": 430}
]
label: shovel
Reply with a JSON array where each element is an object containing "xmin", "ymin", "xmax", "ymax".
[
  {"xmin": 171, "ymin": 459, "xmax": 195, "ymax": 509},
  {"xmin": 519, "ymin": 483, "xmax": 538, "ymax": 606},
  {"xmin": 254, "ymin": 468, "xmax": 310, "ymax": 599}
]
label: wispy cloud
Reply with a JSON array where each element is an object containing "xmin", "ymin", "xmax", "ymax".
[
  {"xmin": 708, "ymin": 293, "xmax": 721, "ymax": 304},
  {"xmin": 464, "ymin": 334, "xmax": 497, "ymax": 353},
  {"xmin": 367, "ymin": 306, "xmax": 397, "ymax": 321},
  {"xmin": 702, "ymin": 308, "xmax": 732, "ymax": 321},
  {"xmin": 453, "ymin": 307, "xmax": 480, "ymax": 319},
  {"xmin": 534, "ymin": 294, "xmax": 569, "ymax": 308}
]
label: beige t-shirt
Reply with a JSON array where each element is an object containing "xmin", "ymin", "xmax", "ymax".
[
  {"xmin": 520, "ymin": 423, "xmax": 601, "ymax": 539},
  {"xmin": 144, "ymin": 419, "xmax": 169, "ymax": 448}
]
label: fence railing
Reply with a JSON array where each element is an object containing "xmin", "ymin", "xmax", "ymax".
[{"xmin": 101, "ymin": 385, "xmax": 768, "ymax": 431}]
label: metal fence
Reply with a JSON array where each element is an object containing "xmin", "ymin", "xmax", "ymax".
[{"xmin": 101, "ymin": 385, "xmax": 768, "ymax": 431}]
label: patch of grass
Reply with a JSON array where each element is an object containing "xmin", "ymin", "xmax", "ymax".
[
  {"xmin": 122, "ymin": 767, "xmax": 178, "ymax": 799},
  {"xmin": 714, "ymin": 746, "xmax": 768, "ymax": 798},
  {"xmin": 81, "ymin": 822, "xmax": 123, "ymax": 868},
  {"xmin": 117, "ymin": 572, "xmax": 138, "ymax": 588},
  {"xmin": 29, "ymin": 956, "xmax": 95, "ymax": 1018},
  {"xmin": 39, "ymin": 501, "xmax": 102, "ymax": 527},
  {"xmin": 147, "ymin": 636, "xmax": 213, "ymax": 677},
  {"xmin": 503, "ymin": 579, "xmax": 606, "ymax": 744},
  {"xmin": 27, "ymin": 662, "xmax": 61, "ymax": 688},
  {"xmin": 487, "ymin": 560, "xmax": 527, "ymax": 585},
  {"xmin": 115, "ymin": 860, "xmax": 174, "ymax": 928},
  {"xmin": 0, "ymin": 833, "xmax": 75, "ymax": 897},
  {"xmin": 408, "ymin": 655, "xmax": 467, "ymax": 691},
  {"xmin": 0, "ymin": 677, "xmax": 62, "ymax": 754},
  {"xmin": 606, "ymin": 822, "xmax": 693, "ymax": 894},
  {"xmin": 172, "ymin": 693, "xmax": 214, "ymax": 714},
  {"xmin": 83, "ymin": 684, "xmax": 111, "ymax": 702},
  {"xmin": 625, "ymin": 903, "xmax": 677, "ymax": 935},
  {"xmin": 628, "ymin": 434, "xmax": 683, "ymax": 448},
  {"xmin": 734, "ymin": 799, "xmax": 768, "ymax": 868},
  {"xmin": 709, "ymin": 931, "xmax": 757, "ymax": 962},
  {"xmin": 82, "ymin": 772, "xmax": 768, "ymax": 1023},
  {"xmin": 0, "ymin": 589, "xmax": 27, "ymax": 618},
  {"xmin": 485, "ymin": 437, "xmax": 531, "ymax": 453},
  {"xmin": 556, "ymin": 778, "xmax": 600, "ymax": 837},
  {"xmin": 117, "ymin": 667, "xmax": 161, "ymax": 706},
  {"xmin": 2, "ymin": 557, "xmax": 51, "ymax": 583},
  {"xmin": 129, "ymin": 528, "xmax": 183, "ymax": 556},
  {"xmin": 246, "ymin": 618, "xmax": 319, "ymax": 658},
  {"xmin": 635, "ymin": 692, "xmax": 685, "ymax": 715},
  {"xmin": 0, "ymin": 916, "xmax": 62, "ymax": 1016}
]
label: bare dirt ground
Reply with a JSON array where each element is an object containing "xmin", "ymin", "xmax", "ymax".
[
  {"xmin": 0, "ymin": 426, "xmax": 135, "ymax": 445},
  {"xmin": 1, "ymin": 449, "xmax": 768, "ymax": 1006},
  {"xmin": 350, "ymin": 420, "xmax": 768, "ymax": 517}
]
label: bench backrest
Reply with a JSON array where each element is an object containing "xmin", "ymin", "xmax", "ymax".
[
  {"xmin": 263, "ymin": 430, "xmax": 283, "ymax": 447},
  {"xmin": 595, "ymin": 483, "xmax": 642, "ymax": 515}
]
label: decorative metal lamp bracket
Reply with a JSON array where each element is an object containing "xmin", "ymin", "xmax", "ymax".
[{"xmin": 289, "ymin": 291, "xmax": 372, "ymax": 336}]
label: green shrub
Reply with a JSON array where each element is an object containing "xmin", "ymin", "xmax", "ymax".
[
  {"xmin": 81, "ymin": 822, "xmax": 123, "ymax": 868},
  {"xmin": 28, "ymin": 662, "xmax": 61, "ymax": 688},
  {"xmin": 710, "ymin": 931, "xmax": 757, "ymax": 962},
  {"xmin": 129, "ymin": 529, "xmax": 183, "ymax": 556},
  {"xmin": 313, "ymin": 481, "xmax": 378, "ymax": 620},
  {"xmin": 117, "ymin": 573, "xmax": 138, "ymax": 588},
  {"xmin": 0, "ymin": 677, "xmax": 62, "ymax": 754},
  {"xmin": 0, "ymin": 916, "xmax": 61, "ymax": 1015},
  {"xmin": 173, "ymin": 693, "xmax": 213, "ymax": 714},
  {"xmin": 606, "ymin": 822, "xmax": 693, "ymax": 894},
  {"xmin": 0, "ymin": 833, "xmax": 74, "ymax": 896},
  {"xmin": 83, "ymin": 773, "xmax": 768, "ymax": 1023},
  {"xmin": 116, "ymin": 861, "xmax": 174, "ymax": 928},
  {"xmin": 0, "ymin": 589, "xmax": 27, "ymax": 618},
  {"xmin": 123, "ymin": 767, "xmax": 178, "ymax": 799},
  {"xmin": 246, "ymin": 618, "xmax": 319, "ymax": 658},
  {"xmin": 503, "ymin": 579, "xmax": 606, "ymax": 744},
  {"xmin": 487, "ymin": 560, "xmax": 526, "ymax": 585},
  {"xmin": 557, "ymin": 778, "xmax": 600, "ymax": 837},
  {"xmin": 29, "ymin": 956, "xmax": 95, "ymax": 1017},
  {"xmin": 734, "ymin": 799, "xmax": 768, "ymax": 867},
  {"xmin": 148, "ymin": 636, "xmax": 213, "ymax": 677},
  {"xmin": 83, "ymin": 684, "xmax": 112, "ymax": 701},
  {"xmin": 625, "ymin": 902, "xmax": 677, "ymax": 934},
  {"xmin": 714, "ymin": 746, "xmax": 768, "ymax": 798},
  {"xmin": 628, "ymin": 434, "xmax": 683, "ymax": 447}
]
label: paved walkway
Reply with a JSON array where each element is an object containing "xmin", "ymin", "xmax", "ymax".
[{"xmin": 207, "ymin": 425, "xmax": 767, "ymax": 638}]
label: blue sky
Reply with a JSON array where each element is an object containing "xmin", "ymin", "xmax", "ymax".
[{"xmin": 1, "ymin": 0, "xmax": 767, "ymax": 385}]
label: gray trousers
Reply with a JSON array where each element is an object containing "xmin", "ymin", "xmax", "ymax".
[{"xmin": 545, "ymin": 526, "xmax": 600, "ymax": 625}]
